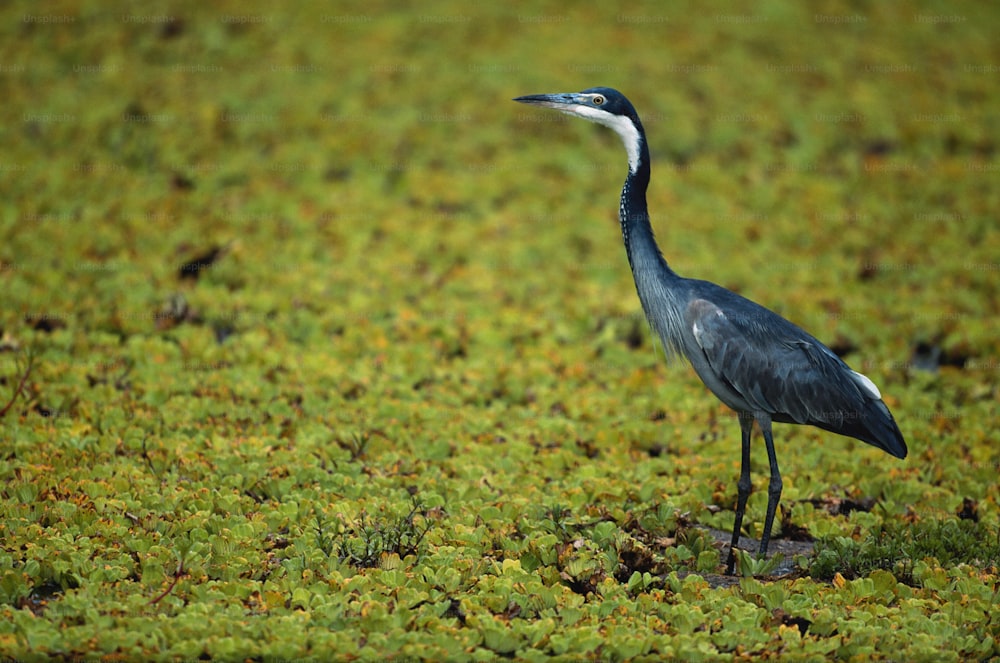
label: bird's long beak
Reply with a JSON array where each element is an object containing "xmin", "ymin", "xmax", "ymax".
[{"xmin": 513, "ymin": 92, "xmax": 584, "ymax": 109}]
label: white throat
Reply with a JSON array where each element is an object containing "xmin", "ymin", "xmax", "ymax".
[{"xmin": 564, "ymin": 106, "xmax": 643, "ymax": 174}]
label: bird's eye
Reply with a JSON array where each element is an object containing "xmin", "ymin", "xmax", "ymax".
[{"xmin": 592, "ymin": 95, "xmax": 605, "ymax": 105}]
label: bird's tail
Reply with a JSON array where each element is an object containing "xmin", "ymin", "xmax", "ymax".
[{"xmin": 821, "ymin": 399, "xmax": 907, "ymax": 459}]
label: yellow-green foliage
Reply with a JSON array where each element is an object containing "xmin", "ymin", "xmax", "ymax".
[{"xmin": 1, "ymin": 0, "xmax": 998, "ymax": 660}]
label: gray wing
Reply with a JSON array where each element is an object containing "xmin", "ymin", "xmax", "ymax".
[{"xmin": 684, "ymin": 297, "xmax": 880, "ymax": 426}]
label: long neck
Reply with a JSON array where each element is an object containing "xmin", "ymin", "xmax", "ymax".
[
  {"xmin": 618, "ymin": 132, "xmax": 685, "ymax": 357},
  {"xmin": 619, "ymin": 137, "xmax": 674, "ymax": 278}
]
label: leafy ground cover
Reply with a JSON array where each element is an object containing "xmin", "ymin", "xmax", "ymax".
[{"xmin": 1, "ymin": 0, "xmax": 998, "ymax": 660}]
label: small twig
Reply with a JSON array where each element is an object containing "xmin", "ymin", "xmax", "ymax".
[
  {"xmin": 149, "ymin": 559, "xmax": 186, "ymax": 605},
  {"xmin": 140, "ymin": 435, "xmax": 161, "ymax": 479},
  {"xmin": 0, "ymin": 348, "xmax": 35, "ymax": 418}
]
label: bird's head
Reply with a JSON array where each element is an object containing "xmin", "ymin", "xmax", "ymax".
[{"xmin": 514, "ymin": 87, "xmax": 645, "ymax": 173}]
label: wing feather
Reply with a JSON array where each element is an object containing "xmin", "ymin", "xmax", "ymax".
[
  {"xmin": 681, "ymin": 287, "xmax": 905, "ymax": 458},
  {"xmin": 686, "ymin": 297, "xmax": 859, "ymax": 425}
]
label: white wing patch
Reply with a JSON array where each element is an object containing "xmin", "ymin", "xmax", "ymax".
[
  {"xmin": 850, "ymin": 370, "xmax": 882, "ymax": 399},
  {"xmin": 689, "ymin": 299, "xmax": 726, "ymax": 350}
]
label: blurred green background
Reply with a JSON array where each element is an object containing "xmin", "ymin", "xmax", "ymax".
[{"xmin": 1, "ymin": 0, "xmax": 998, "ymax": 660}]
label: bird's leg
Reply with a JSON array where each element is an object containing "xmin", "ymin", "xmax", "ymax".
[
  {"xmin": 757, "ymin": 413, "xmax": 782, "ymax": 559},
  {"xmin": 725, "ymin": 413, "xmax": 755, "ymax": 575}
]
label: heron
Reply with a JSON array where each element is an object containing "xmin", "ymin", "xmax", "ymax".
[{"xmin": 513, "ymin": 87, "xmax": 907, "ymax": 575}]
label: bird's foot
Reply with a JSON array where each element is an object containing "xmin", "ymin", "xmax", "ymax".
[{"xmin": 727, "ymin": 548, "xmax": 785, "ymax": 577}]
